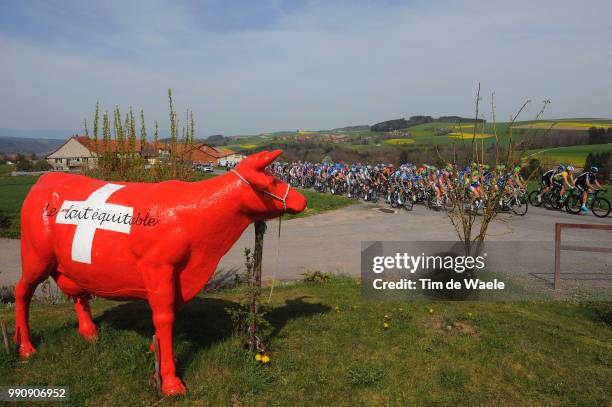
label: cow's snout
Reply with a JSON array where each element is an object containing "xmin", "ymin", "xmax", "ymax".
[{"xmin": 286, "ymin": 188, "xmax": 307, "ymax": 214}]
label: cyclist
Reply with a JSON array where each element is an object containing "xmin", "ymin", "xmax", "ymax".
[
  {"xmin": 574, "ymin": 166, "xmax": 603, "ymax": 213},
  {"xmin": 512, "ymin": 166, "xmax": 526, "ymax": 189},
  {"xmin": 538, "ymin": 167, "xmax": 557, "ymax": 202},
  {"xmin": 552, "ymin": 164, "xmax": 575, "ymax": 202}
]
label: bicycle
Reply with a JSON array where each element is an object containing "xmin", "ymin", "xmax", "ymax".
[{"xmin": 566, "ymin": 189, "xmax": 610, "ymax": 218}]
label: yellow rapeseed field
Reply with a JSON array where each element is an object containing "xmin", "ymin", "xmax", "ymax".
[
  {"xmin": 239, "ymin": 144, "xmax": 259, "ymax": 149},
  {"xmin": 385, "ymin": 138, "xmax": 415, "ymax": 145},
  {"xmin": 448, "ymin": 132, "xmax": 493, "ymax": 139},
  {"xmin": 452, "ymin": 124, "xmax": 475, "ymax": 129}
]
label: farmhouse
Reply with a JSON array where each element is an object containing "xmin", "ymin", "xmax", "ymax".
[
  {"xmin": 216, "ymin": 148, "xmax": 246, "ymax": 166},
  {"xmin": 46, "ymin": 136, "xmax": 137, "ymax": 171},
  {"xmin": 160, "ymin": 143, "xmax": 244, "ymax": 166},
  {"xmin": 46, "ymin": 136, "xmax": 244, "ymax": 170}
]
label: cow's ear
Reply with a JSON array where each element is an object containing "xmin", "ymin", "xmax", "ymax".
[
  {"xmin": 248, "ymin": 171, "xmax": 274, "ymax": 190},
  {"xmin": 252, "ymin": 150, "xmax": 282, "ymax": 170},
  {"xmin": 237, "ymin": 151, "xmax": 269, "ymax": 170}
]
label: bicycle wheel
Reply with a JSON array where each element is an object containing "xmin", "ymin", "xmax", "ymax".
[
  {"xmin": 565, "ymin": 194, "xmax": 582, "ymax": 215},
  {"xmin": 547, "ymin": 193, "xmax": 564, "ymax": 210},
  {"xmin": 404, "ymin": 194, "xmax": 414, "ymax": 211},
  {"xmin": 591, "ymin": 197, "xmax": 611, "ymax": 218},
  {"xmin": 529, "ymin": 190, "xmax": 543, "ymax": 207},
  {"xmin": 390, "ymin": 191, "xmax": 398, "ymax": 208},
  {"xmin": 511, "ymin": 197, "xmax": 528, "ymax": 216}
]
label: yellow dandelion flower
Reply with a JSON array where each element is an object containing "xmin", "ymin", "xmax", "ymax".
[
  {"xmin": 261, "ymin": 355, "xmax": 270, "ymax": 364},
  {"xmin": 255, "ymin": 354, "xmax": 262, "ymax": 361},
  {"xmin": 383, "ymin": 322, "xmax": 390, "ymax": 330}
]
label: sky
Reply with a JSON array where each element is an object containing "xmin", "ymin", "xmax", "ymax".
[{"xmin": 0, "ymin": 0, "xmax": 611, "ymax": 138}]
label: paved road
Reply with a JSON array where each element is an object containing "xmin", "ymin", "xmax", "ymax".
[{"xmin": 1, "ymin": 203, "xmax": 610, "ymax": 293}]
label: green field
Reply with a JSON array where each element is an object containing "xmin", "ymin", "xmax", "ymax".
[
  {"xmin": 0, "ymin": 166, "xmax": 39, "ymax": 238},
  {"xmin": 524, "ymin": 143, "xmax": 612, "ymax": 168},
  {"xmin": 284, "ymin": 189, "xmax": 355, "ymax": 220},
  {"xmin": 1, "ymin": 277, "xmax": 610, "ymax": 405},
  {"xmin": 222, "ymin": 119, "xmax": 612, "ymax": 160}
]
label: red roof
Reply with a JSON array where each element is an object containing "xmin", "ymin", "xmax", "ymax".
[
  {"xmin": 73, "ymin": 136, "xmax": 235, "ymax": 160},
  {"xmin": 74, "ymin": 136, "xmax": 147, "ymax": 154}
]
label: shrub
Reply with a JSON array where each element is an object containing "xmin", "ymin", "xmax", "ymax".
[
  {"xmin": 15, "ymin": 154, "xmax": 32, "ymax": 171},
  {"xmin": 0, "ymin": 285, "xmax": 15, "ymax": 304},
  {"xmin": 33, "ymin": 160, "xmax": 52, "ymax": 171},
  {"xmin": 301, "ymin": 270, "xmax": 332, "ymax": 284}
]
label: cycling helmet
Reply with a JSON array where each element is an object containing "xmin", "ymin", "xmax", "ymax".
[
  {"xmin": 591, "ymin": 166, "xmax": 599, "ymax": 173},
  {"xmin": 558, "ymin": 164, "xmax": 566, "ymax": 171},
  {"xmin": 514, "ymin": 166, "xmax": 521, "ymax": 172},
  {"xmin": 566, "ymin": 165, "xmax": 574, "ymax": 172}
]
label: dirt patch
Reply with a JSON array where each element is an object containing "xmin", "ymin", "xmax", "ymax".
[
  {"xmin": 452, "ymin": 321, "xmax": 478, "ymax": 336},
  {"xmin": 423, "ymin": 316, "xmax": 478, "ymax": 336}
]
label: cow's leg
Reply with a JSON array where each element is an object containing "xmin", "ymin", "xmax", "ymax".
[
  {"xmin": 13, "ymin": 279, "xmax": 39, "ymax": 357},
  {"xmin": 53, "ymin": 273, "xmax": 97, "ymax": 340},
  {"xmin": 141, "ymin": 264, "xmax": 186, "ymax": 396},
  {"xmin": 14, "ymin": 249, "xmax": 53, "ymax": 357},
  {"xmin": 74, "ymin": 296, "xmax": 97, "ymax": 340}
]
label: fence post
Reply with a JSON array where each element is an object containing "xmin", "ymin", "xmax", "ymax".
[
  {"xmin": 1, "ymin": 319, "xmax": 9, "ymax": 354},
  {"xmin": 248, "ymin": 220, "xmax": 266, "ymax": 352}
]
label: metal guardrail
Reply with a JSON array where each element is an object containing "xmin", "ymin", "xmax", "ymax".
[{"xmin": 554, "ymin": 223, "xmax": 612, "ymax": 289}]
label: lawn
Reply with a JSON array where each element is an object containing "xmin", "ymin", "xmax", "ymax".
[
  {"xmin": 1, "ymin": 277, "xmax": 610, "ymax": 406},
  {"xmin": 0, "ymin": 171, "xmax": 39, "ymax": 238},
  {"xmin": 284, "ymin": 188, "xmax": 356, "ymax": 220}
]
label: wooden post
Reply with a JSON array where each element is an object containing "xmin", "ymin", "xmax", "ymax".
[
  {"xmin": 1, "ymin": 318, "xmax": 9, "ymax": 354},
  {"xmin": 249, "ymin": 220, "xmax": 266, "ymax": 351},
  {"xmin": 553, "ymin": 223, "xmax": 612, "ymax": 290},
  {"xmin": 554, "ymin": 223, "xmax": 561, "ymax": 289}
]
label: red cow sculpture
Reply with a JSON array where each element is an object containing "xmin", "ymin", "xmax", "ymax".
[{"xmin": 14, "ymin": 150, "xmax": 305, "ymax": 395}]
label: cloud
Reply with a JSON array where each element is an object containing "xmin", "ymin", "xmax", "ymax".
[{"xmin": 0, "ymin": 0, "xmax": 611, "ymax": 136}]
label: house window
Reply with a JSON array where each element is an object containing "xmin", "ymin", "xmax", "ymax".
[{"xmin": 55, "ymin": 158, "xmax": 62, "ymax": 163}]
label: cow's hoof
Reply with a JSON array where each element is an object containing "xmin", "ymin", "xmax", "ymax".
[
  {"xmin": 161, "ymin": 376, "xmax": 186, "ymax": 396},
  {"xmin": 18, "ymin": 343, "xmax": 37, "ymax": 358},
  {"xmin": 78, "ymin": 323, "xmax": 98, "ymax": 341}
]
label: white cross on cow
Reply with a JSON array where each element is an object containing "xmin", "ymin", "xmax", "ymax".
[{"xmin": 56, "ymin": 183, "xmax": 133, "ymax": 264}]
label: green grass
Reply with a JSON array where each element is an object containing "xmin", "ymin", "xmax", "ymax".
[
  {"xmin": 524, "ymin": 143, "xmax": 612, "ymax": 168},
  {"xmin": 0, "ymin": 164, "xmax": 15, "ymax": 176},
  {"xmin": 1, "ymin": 277, "xmax": 610, "ymax": 405},
  {"xmin": 0, "ymin": 173, "xmax": 39, "ymax": 238},
  {"xmin": 284, "ymin": 188, "xmax": 356, "ymax": 220}
]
